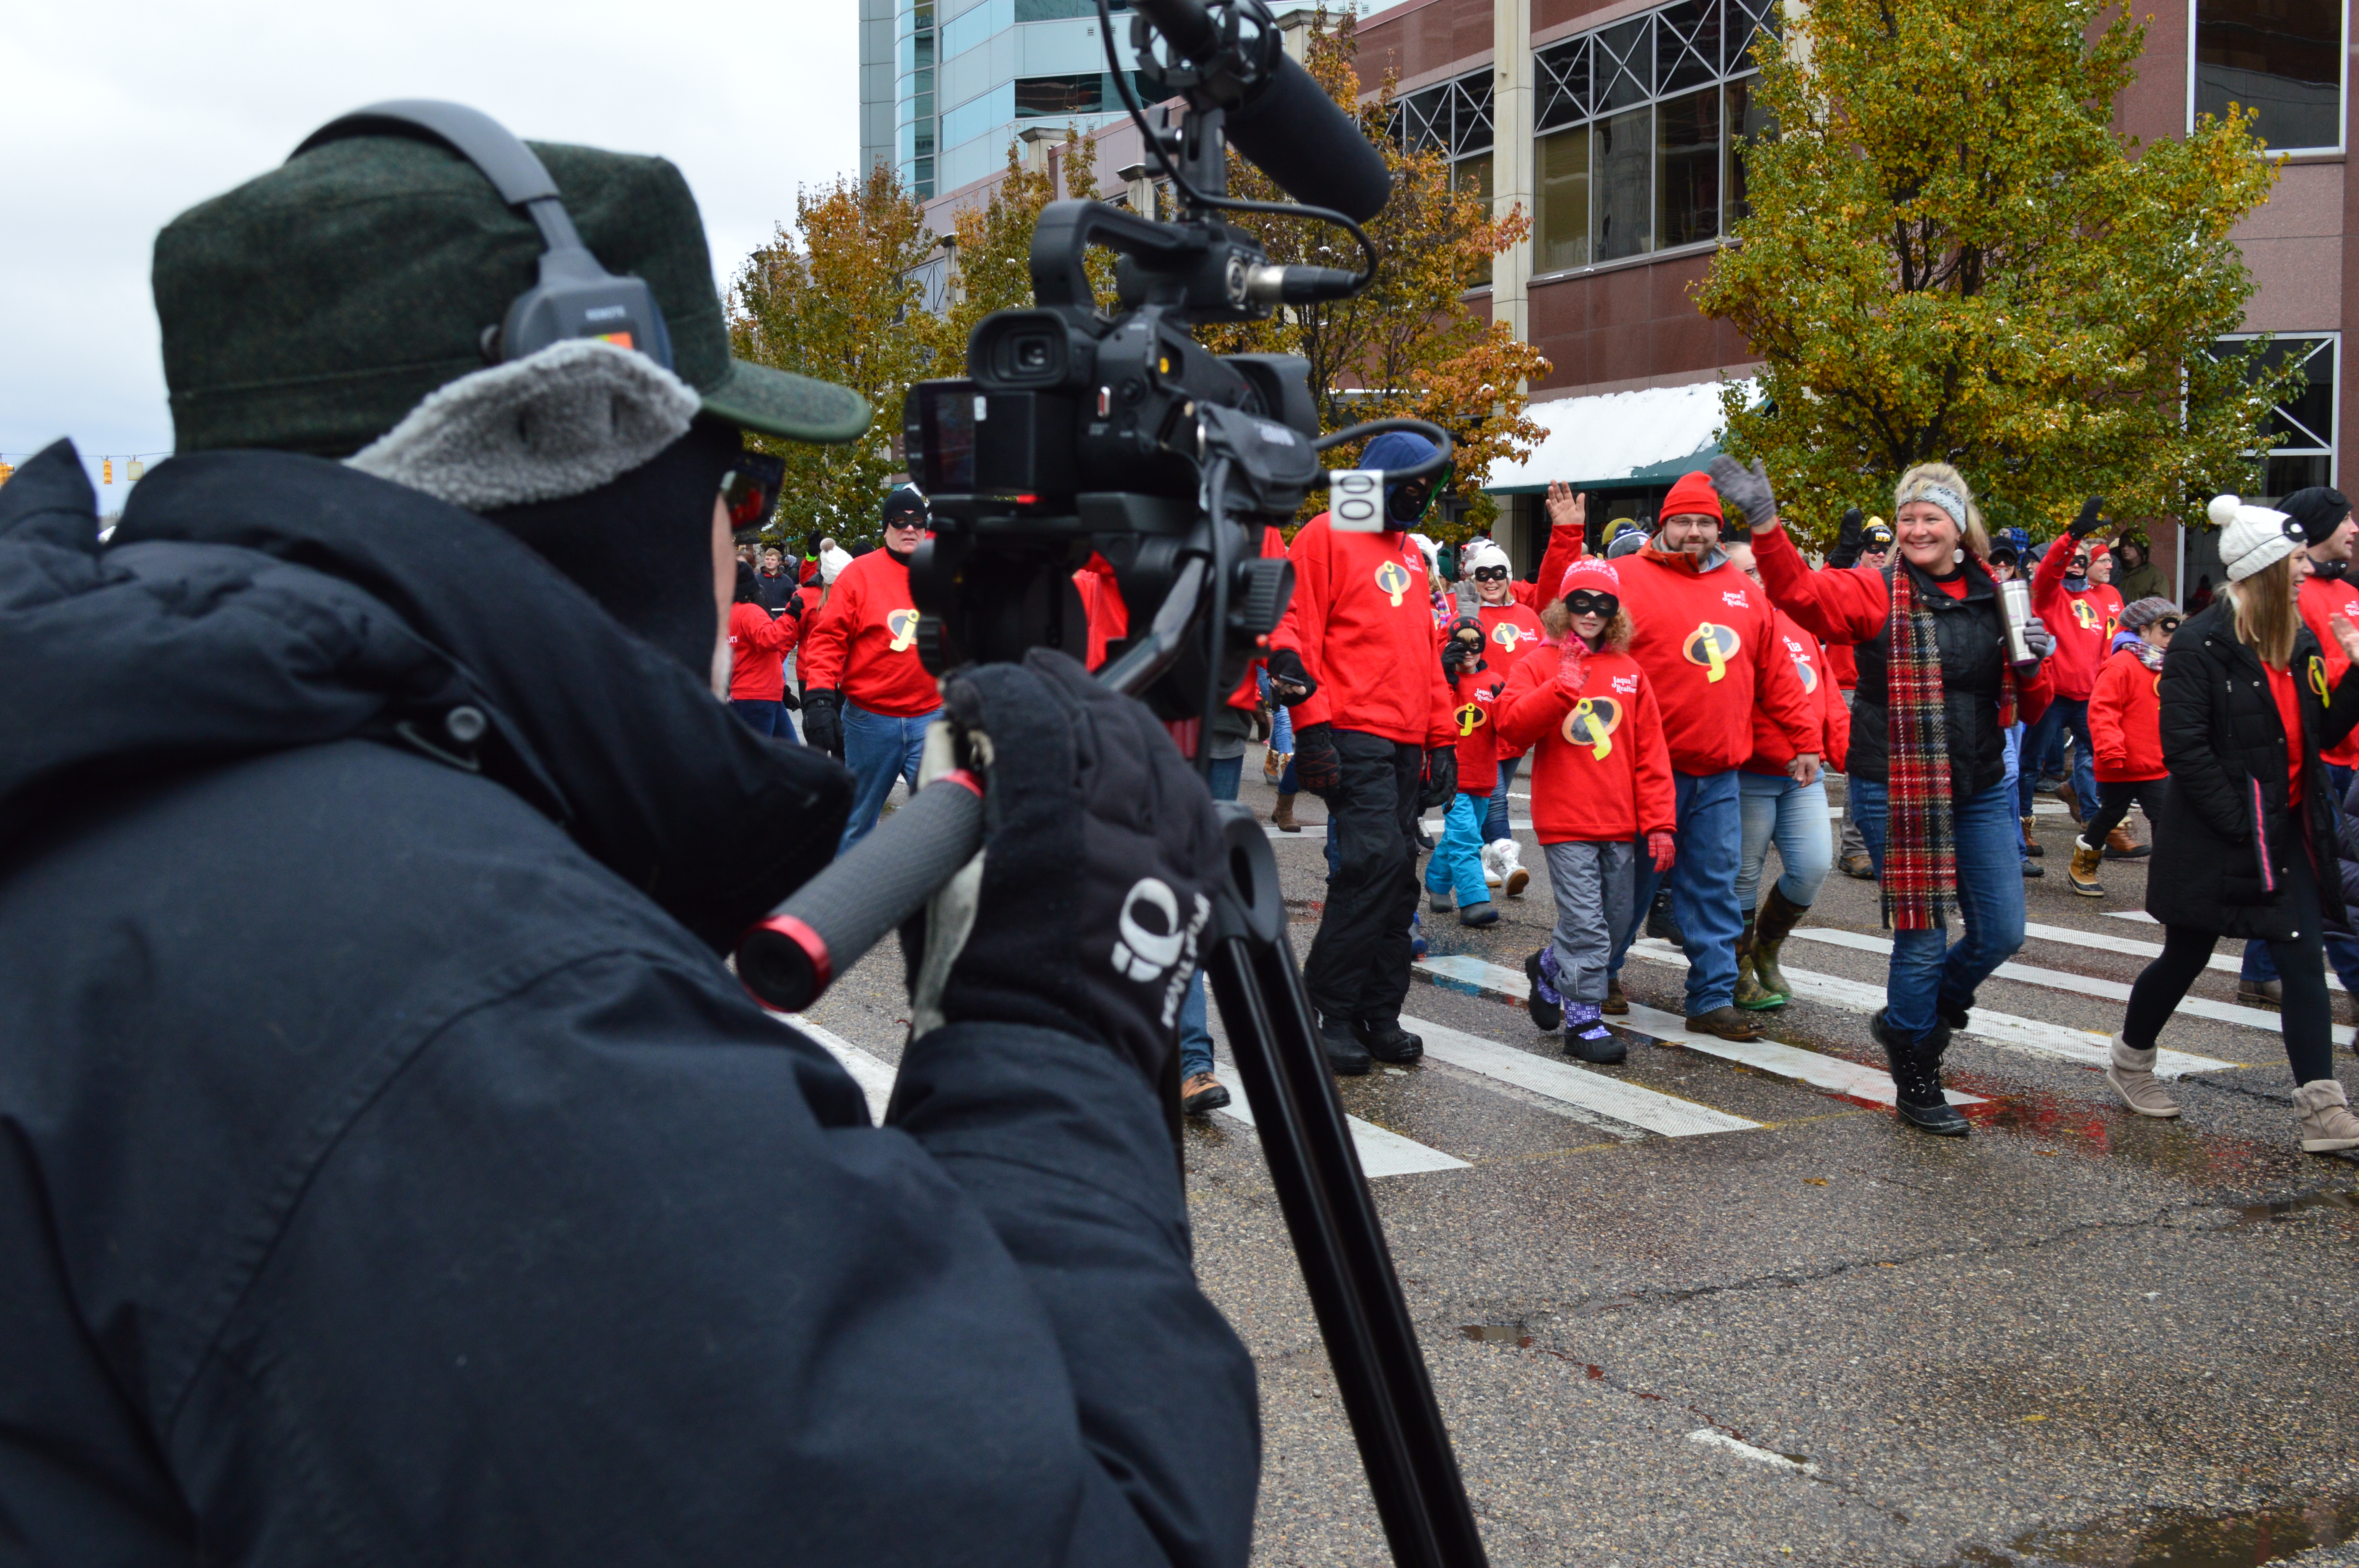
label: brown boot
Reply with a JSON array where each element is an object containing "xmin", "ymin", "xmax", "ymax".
[
  {"xmin": 2104, "ymin": 1034, "xmax": 2181, "ymax": 1118},
  {"xmin": 1731, "ymin": 911, "xmax": 1773, "ymax": 1009},
  {"xmin": 2295, "ymin": 1079, "xmax": 2359, "ymax": 1152},
  {"xmin": 2067, "ymin": 835, "xmax": 2104, "ymax": 897},
  {"xmin": 2050, "ymin": 782, "xmax": 2083, "ymax": 824},
  {"xmin": 2104, "ymin": 822, "xmax": 2149, "ymax": 860},
  {"xmin": 1603, "ymin": 975, "xmax": 1628, "ymax": 1016},
  {"xmin": 2020, "ymin": 816, "xmax": 2043, "ymax": 857},
  {"xmin": 1749, "ymin": 886, "xmax": 1807, "ymax": 1005},
  {"xmin": 1685, "ymin": 1005, "xmax": 1763, "ymax": 1042},
  {"xmin": 1270, "ymin": 792, "xmax": 1301, "ymax": 833}
]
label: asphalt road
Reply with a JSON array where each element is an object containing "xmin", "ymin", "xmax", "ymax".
[{"xmin": 794, "ymin": 757, "xmax": 2359, "ymax": 1568}]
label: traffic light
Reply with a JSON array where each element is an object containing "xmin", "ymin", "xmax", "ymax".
[{"xmin": 102, "ymin": 458, "xmax": 113, "ymax": 484}]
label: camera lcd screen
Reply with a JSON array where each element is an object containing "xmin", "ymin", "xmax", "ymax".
[{"xmin": 919, "ymin": 380, "xmax": 981, "ymax": 495}]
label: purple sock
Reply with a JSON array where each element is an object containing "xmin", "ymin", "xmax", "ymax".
[
  {"xmin": 1535, "ymin": 947, "xmax": 1565, "ymax": 1006},
  {"xmin": 1566, "ymin": 1002, "xmax": 1612, "ymax": 1040}
]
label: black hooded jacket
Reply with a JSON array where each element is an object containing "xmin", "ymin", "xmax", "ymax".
[{"xmin": 0, "ymin": 443, "xmax": 1256, "ymax": 1565}]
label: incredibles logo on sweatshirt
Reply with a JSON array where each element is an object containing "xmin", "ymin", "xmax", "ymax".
[
  {"xmin": 1681, "ymin": 623, "xmax": 1741, "ymax": 682},
  {"xmin": 886, "ymin": 608, "xmax": 921, "ymax": 652},
  {"xmin": 1374, "ymin": 559, "xmax": 1414, "ymax": 607},
  {"xmin": 2312, "ymin": 655, "xmax": 2332, "ymax": 707},
  {"xmin": 1563, "ymin": 695, "xmax": 1623, "ymax": 760},
  {"xmin": 1491, "ymin": 621, "xmax": 1533, "ymax": 652},
  {"xmin": 1454, "ymin": 701, "xmax": 1488, "ymax": 736},
  {"xmin": 2071, "ymin": 599, "xmax": 2102, "ymax": 632}
]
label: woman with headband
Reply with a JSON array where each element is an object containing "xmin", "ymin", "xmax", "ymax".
[{"xmin": 1721, "ymin": 459, "xmax": 2057, "ymax": 1136}]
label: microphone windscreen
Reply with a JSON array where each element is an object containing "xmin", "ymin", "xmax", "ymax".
[{"xmin": 1225, "ymin": 53, "xmax": 1393, "ymax": 223}]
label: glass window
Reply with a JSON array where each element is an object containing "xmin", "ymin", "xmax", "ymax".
[
  {"xmin": 1723, "ymin": 76, "xmax": 1770, "ymax": 224},
  {"xmin": 1453, "ymin": 153, "xmax": 1495, "ymax": 285},
  {"xmin": 1536, "ymin": 125, "xmax": 1592, "ymax": 273},
  {"xmin": 1015, "ymin": 0, "xmax": 1126, "ymax": 16},
  {"xmin": 2214, "ymin": 335, "xmax": 2338, "ymax": 500},
  {"xmin": 1654, "ymin": 0, "xmax": 1720, "ymax": 94},
  {"xmin": 1596, "ymin": 16, "xmax": 1653, "ymax": 112},
  {"xmin": 1656, "ymin": 88, "xmax": 1720, "ymax": 247},
  {"xmin": 2195, "ymin": 0, "xmax": 2343, "ymax": 151},
  {"xmin": 1594, "ymin": 105, "xmax": 1653, "ymax": 261}
]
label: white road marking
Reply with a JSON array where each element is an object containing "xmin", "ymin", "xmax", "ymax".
[
  {"xmin": 772, "ymin": 1013, "xmax": 898, "ymax": 1125},
  {"xmin": 1209, "ymin": 1067, "xmax": 1470, "ymax": 1178},
  {"xmin": 2025, "ymin": 920, "xmax": 2344, "ymax": 994},
  {"xmin": 2106, "ymin": 909, "xmax": 2162, "ymax": 924},
  {"xmin": 1416, "ymin": 953, "xmax": 1980, "ymax": 1107},
  {"xmin": 1788, "ymin": 928, "xmax": 2304, "ymax": 1054},
  {"xmin": 1688, "ymin": 1430, "xmax": 1819, "ymax": 1477},
  {"xmin": 1399, "ymin": 1013, "xmax": 1761, "ymax": 1138}
]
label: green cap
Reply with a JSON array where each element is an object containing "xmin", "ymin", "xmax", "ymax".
[{"xmin": 155, "ymin": 134, "xmax": 869, "ymax": 456}]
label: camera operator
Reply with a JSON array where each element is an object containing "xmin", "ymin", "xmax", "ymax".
[
  {"xmin": 798, "ymin": 485, "xmax": 946, "ymax": 848},
  {"xmin": 0, "ymin": 119, "xmax": 1256, "ymax": 1564},
  {"xmin": 1267, "ymin": 430, "xmax": 1461, "ymax": 1075}
]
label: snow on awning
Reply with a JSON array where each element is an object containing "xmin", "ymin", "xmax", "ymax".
[{"xmin": 1484, "ymin": 378, "xmax": 1757, "ymax": 495}]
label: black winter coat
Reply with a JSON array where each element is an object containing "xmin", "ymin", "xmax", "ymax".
[
  {"xmin": 1846, "ymin": 561, "xmax": 2017, "ymax": 798},
  {"xmin": 2145, "ymin": 597, "xmax": 2359, "ymax": 939},
  {"xmin": 0, "ymin": 443, "xmax": 1257, "ymax": 1566}
]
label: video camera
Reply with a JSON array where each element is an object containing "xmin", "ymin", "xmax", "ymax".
[
  {"xmin": 899, "ymin": 0, "xmax": 1450, "ymax": 742},
  {"xmin": 740, "ymin": 4, "xmax": 1484, "ymax": 1561}
]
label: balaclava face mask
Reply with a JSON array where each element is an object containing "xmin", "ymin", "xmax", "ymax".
[{"xmin": 484, "ymin": 416, "xmax": 742, "ymax": 674}]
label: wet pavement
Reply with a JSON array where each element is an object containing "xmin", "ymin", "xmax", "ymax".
[{"xmin": 800, "ymin": 764, "xmax": 2359, "ymax": 1567}]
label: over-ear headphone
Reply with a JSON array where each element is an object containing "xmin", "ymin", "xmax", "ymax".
[{"xmin": 291, "ymin": 99, "xmax": 675, "ymax": 372}]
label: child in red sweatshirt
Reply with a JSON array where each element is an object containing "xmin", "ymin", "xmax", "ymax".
[
  {"xmin": 1496, "ymin": 559, "xmax": 1676, "ymax": 1062},
  {"xmin": 2072, "ymin": 596, "xmax": 2179, "ymax": 897}
]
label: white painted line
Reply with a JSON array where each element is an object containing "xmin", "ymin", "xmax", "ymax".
[
  {"xmin": 1264, "ymin": 822, "xmax": 1328, "ymax": 839},
  {"xmin": 772, "ymin": 1013, "xmax": 898, "ymax": 1125},
  {"xmin": 1688, "ymin": 1429, "xmax": 1819, "ymax": 1477},
  {"xmin": 1417, "ymin": 953, "xmax": 1981, "ymax": 1108},
  {"xmin": 2032, "ymin": 802, "xmax": 2070, "ymax": 815},
  {"xmin": 1787, "ymin": 928, "xmax": 2290, "ymax": 1058},
  {"xmin": 2106, "ymin": 909, "xmax": 2161, "ymax": 924},
  {"xmin": 1209, "ymin": 1067, "xmax": 1470, "ymax": 1178},
  {"xmin": 2025, "ymin": 920, "xmax": 2345, "ymax": 994},
  {"xmin": 1400, "ymin": 1013, "xmax": 1761, "ymax": 1138}
]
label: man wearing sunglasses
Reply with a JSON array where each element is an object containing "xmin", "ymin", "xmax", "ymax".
[
  {"xmin": 798, "ymin": 486, "xmax": 947, "ymax": 849},
  {"xmin": 0, "ymin": 116, "xmax": 1255, "ymax": 1565},
  {"xmin": 2026, "ymin": 503, "xmax": 2127, "ymax": 840}
]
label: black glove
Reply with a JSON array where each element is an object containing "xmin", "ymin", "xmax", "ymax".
[
  {"xmin": 1828, "ymin": 507, "xmax": 1865, "ymax": 569},
  {"xmin": 2067, "ymin": 495, "xmax": 2106, "ymax": 541},
  {"xmin": 780, "ymin": 592, "xmax": 802, "ymax": 620},
  {"xmin": 1293, "ymin": 721, "xmax": 1342, "ymax": 797},
  {"xmin": 779, "ymin": 686, "xmax": 803, "ymax": 711},
  {"xmin": 898, "ymin": 650, "xmax": 1226, "ymax": 1089},
  {"xmin": 1265, "ymin": 646, "xmax": 1317, "ymax": 705},
  {"xmin": 802, "ymin": 526, "xmax": 824, "ymax": 561},
  {"xmin": 801, "ymin": 689, "xmax": 844, "ymax": 757},
  {"xmin": 1418, "ymin": 747, "xmax": 1458, "ymax": 811},
  {"xmin": 1441, "ymin": 615, "xmax": 1486, "ymax": 681}
]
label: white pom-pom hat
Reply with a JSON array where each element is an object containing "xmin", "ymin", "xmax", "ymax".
[{"xmin": 2210, "ymin": 493, "xmax": 2305, "ymax": 582}]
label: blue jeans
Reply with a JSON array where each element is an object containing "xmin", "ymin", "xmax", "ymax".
[
  {"xmin": 1177, "ymin": 753, "xmax": 1246, "ymax": 1078},
  {"xmin": 2000, "ymin": 719, "xmax": 2028, "ymax": 854},
  {"xmin": 1483, "ymin": 753, "xmax": 1523, "ymax": 842},
  {"xmin": 729, "ymin": 697, "xmax": 792, "ymax": 739},
  {"xmin": 1424, "ymin": 791, "xmax": 1492, "ymax": 908},
  {"xmin": 2244, "ymin": 764, "xmax": 2359, "ymax": 992},
  {"xmin": 1850, "ymin": 777, "xmax": 2028, "ymax": 1042},
  {"xmin": 839, "ymin": 701, "xmax": 940, "ymax": 853},
  {"xmin": 2020, "ymin": 697, "xmax": 2097, "ymax": 822},
  {"xmin": 1616, "ymin": 769, "xmax": 1744, "ymax": 1015},
  {"xmin": 1736, "ymin": 771, "xmax": 1832, "ymax": 909}
]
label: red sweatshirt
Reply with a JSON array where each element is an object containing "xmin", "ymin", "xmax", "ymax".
[
  {"xmin": 1746, "ymin": 607, "xmax": 1851, "ymax": 774},
  {"xmin": 2030, "ymin": 542, "xmax": 2125, "ymax": 701},
  {"xmin": 1496, "ymin": 647, "xmax": 1675, "ymax": 842},
  {"xmin": 1750, "ymin": 525, "xmax": 2054, "ymax": 730},
  {"xmin": 796, "ymin": 548, "xmax": 942, "ymax": 717},
  {"xmin": 1272, "ymin": 516, "xmax": 1458, "ymax": 748},
  {"xmin": 726, "ymin": 601, "xmax": 799, "ymax": 701},
  {"xmin": 2088, "ymin": 646, "xmax": 2166, "ymax": 781},
  {"xmin": 1825, "ymin": 640, "xmax": 1857, "ymax": 692},
  {"xmin": 2299, "ymin": 570, "xmax": 2359, "ymax": 767},
  {"xmin": 1611, "ymin": 544, "xmax": 1817, "ymax": 775},
  {"xmin": 1506, "ymin": 525, "xmax": 1590, "ymax": 612},
  {"xmin": 1472, "ymin": 600, "xmax": 1547, "ymax": 761}
]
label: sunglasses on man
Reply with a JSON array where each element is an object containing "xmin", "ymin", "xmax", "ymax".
[
  {"xmin": 1471, "ymin": 565, "xmax": 1512, "ymax": 583},
  {"xmin": 1563, "ymin": 590, "xmax": 1619, "ymax": 618},
  {"xmin": 719, "ymin": 450, "xmax": 785, "ymax": 530}
]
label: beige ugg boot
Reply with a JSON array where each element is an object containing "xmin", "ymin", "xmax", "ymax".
[
  {"xmin": 2104, "ymin": 1034, "xmax": 2180, "ymax": 1118},
  {"xmin": 2295, "ymin": 1080, "xmax": 2359, "ymax": 1152}
]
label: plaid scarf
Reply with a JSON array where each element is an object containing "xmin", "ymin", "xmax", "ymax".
[{"xmin": 1881, "ymin": 564, "xmax": 1957, "ymax": 931}]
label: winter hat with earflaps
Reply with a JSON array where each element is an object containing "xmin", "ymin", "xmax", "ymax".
[
  {"xmin": 1463, "ymin": 539, "xmax": 1514, "ymax": 576},
  {"xmin": 2210, "ymin": 494, "xmax": 2305, "ymax": 581}
]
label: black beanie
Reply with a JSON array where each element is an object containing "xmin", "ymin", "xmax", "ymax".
[
  {"xmin": 881, "ymin": 485, "xmax": 927, "ymax": 528},
  {"xmin": 2281, "ymin": 486, "xmax": 2353, "ymax": 545}
]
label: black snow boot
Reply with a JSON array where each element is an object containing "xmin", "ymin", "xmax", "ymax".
[{"xmin": 1871, "ymin": 1010, "xmax": 1970, "ymax": 1137}]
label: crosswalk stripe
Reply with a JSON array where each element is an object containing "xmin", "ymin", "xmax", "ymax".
[
  {"xmin": 1399, "ymin": 1013, "xmax": 1761, "ymax": 1137},
  {"xmin": 2025, "ymin": 920, "xmax": 2345, "ymax": 995},
  {"xmin": 1208, "ymin": 1067, "xmax": 1470, "ymax": 1176},
  {"xmin": 2106, "ymin": 909, "xmax": 2161, "ymax": 924},
  {"xmin": 1415, "ymin": 953, "xmax": 1979, "ymax": 1108},
  {"xmin": 773, "ymin": 1013, "xmax": 898, "ymax": 1125},
  {"xmin": 1788, "ymin": 927, "xmax": 2313, "ymax": 1053},
  {"xmin": 1621, "ymin": 937, "xmax": 2235, "ymax": 1078}
]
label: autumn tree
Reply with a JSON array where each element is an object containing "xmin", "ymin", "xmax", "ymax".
[
  {"xmin": 1197, "ymin": 10, "xmax": 1550, "ymax": 540},
  {"xmin": 923, "ymin": 128, "xmax": 1114, "ymax": 369},
  {"xmin": 728, "ymin": 163, "xmax": 936, "ymax": 545},
  {"xmin": 1693, "ymin": 0, "xmax": 2293, "ymax": 544}
]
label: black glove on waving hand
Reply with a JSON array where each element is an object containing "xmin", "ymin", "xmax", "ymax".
[{"xmin": 899, "ymin": 650, "xmax": 1228, "ymax": 1089}]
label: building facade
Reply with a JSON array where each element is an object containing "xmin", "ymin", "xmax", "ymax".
[{"xmin": 1359, "ymin": 0, "xmax": 2350, "ymax": 591}]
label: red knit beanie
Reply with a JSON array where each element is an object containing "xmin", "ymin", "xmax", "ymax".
[
  {"xmin": 1660, "ymin": 470, "xmax": 1723, "ymax": 521},
  {"xmin": 1558, "ymin": 557, "xmax": 1621, "ymax": 600}
]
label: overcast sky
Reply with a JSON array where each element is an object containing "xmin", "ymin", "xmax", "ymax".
[{"xmin": 2, "ymin": 0, "xmax": 861, "ymax": 503}]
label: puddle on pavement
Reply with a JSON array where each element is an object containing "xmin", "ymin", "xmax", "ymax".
[
  {"xmin": 1962, "ymin": 1491, "xmax": 2359, "ymax": 1565},
  {"xmin": 2237, "ymin": 1186, "xmax": 2359, "ymax": 1223},
  {"xmin": 1459, "ymin": 1323, "xmax": 1532, "ymax": 1347}
]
